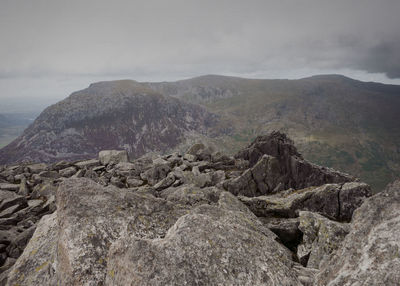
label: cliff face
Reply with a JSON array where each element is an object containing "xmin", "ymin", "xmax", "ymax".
[
  {"xmin": 2, "ymin": 132, "xmax": 393, "ymax": 286},
  {"xmin": 0, "ymin": 80, "xmax": 218, "ymax": 164}
]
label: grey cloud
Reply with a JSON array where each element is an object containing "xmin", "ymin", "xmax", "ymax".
[{"xmin": 0, "ymin": 0, "xmax": 400, "ymax": 90}]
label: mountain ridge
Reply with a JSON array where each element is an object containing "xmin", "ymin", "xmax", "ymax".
[{"xmin": 1, "ymin": 74, "xmax": 399, "ymax": 190}]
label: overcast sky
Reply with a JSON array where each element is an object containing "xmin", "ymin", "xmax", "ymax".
[{"xmin": 1, "ymin": 0, "xmax": 400, "ymax": 110}]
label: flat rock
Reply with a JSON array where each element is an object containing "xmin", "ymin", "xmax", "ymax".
[
  {"xmin": 74, "ymin": 159, "xmax": 100, "ymax": 169},
  {"xmin": 0, "ymin": 184, "xmax": 19, "ymax": 192},
  {"xmin": 239, "ymin": 182, "xmax": 371, "ymax": 222}
]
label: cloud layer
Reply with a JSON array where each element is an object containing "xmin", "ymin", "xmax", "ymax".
[{"xmin": 0, "ymin": 0, "xmax": 399, "ymax": 102}]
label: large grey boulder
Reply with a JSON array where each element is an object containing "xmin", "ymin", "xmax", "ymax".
[
  {"xmin": 106, "ymin": 197, "xmax": 300, "ymax": 286},
  {"xmin": 55, "ymin": 178, "xmax": 189, "ymax": 285},
  {"xmin": 315, "ymin": 180, "xmax": 400, "ymax": 285},
  {"xmin": 99, "ymin": 150, "xmax": 128, "ymax": 165}
]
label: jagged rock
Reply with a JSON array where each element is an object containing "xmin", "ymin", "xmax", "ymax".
[
  {"xmin": 126, "ymin": 177, "xmax": 144, "ymax": 188},
  {"xmin": 17, "ymin": 178, "xmax": 29, "ymax": 196},
  {"xmin": 0, "ymin": 205, "xmax": 21, "ymax": 219},
  {"xmin": 106, "ymin": 197, "xmax": 300, "ymax": 286},
  {"xmin": 51, "ymin": 161, "xmax": 72, "ymax": 171},
  {"xmin": 239, "ymin": 182, "xmax": 371, "ymax": 222},
  {"xmin": 99, "ymin": 150, "xmax": 128, "ymax": 165},
  {"xmin": 26, "ymin": 163, "xmax": 47, "ymax": 174},
  {"xmin": 315, "ymin": 180, "xmax": 400, "ymax": 285},
  {"xmin": 235, "ymin": 131, "xmax": 301, "ymax": 166},
  {"xmin": 5, "ymin": 213, "xmax": 57, "ymax": 286},
  {"xmin": 230, "ymin": 132, "xmax": 354, "ymax": 196},
  {"xmin": 30, "ymin": 183, "xmax": 57, "ymax": 200},
  {"xmin": 259, "ymin": 217, "xmax": 301, "ymax": 252},
  {"xmin": 183, "ymin": 153, "xmax": 196, "ymax": 162},
  {"xmin": 6, "ymin": 226, "xmax": 36, "ymax": 259},
  {"xmin": 140, "ymin": 163, "xmax": 171, "ymax": 185},
  {"xmin": 153, "ymin": 172, "xmax": 175, "ymax": 191},
  {"xmin": 0, "ymin": 191, "xmax": 27, "ymax": 213},
  {"xmin": 74, "ymin": 159, "xmax": 100, "ymax": 169},
  {"xmin": 297, "ymin": 211, "xmax": 350, "ymax": 268},
  {"xmin": 38, "ymin": 170, "xmax": 60, "ymax": 180},
  {"xmin": 0, "ymin": 184, "xmax": 19, "ymax": 192},
  {"xmin": 58, "ymin": 166, "xmax": 77, "ymax": 177}
]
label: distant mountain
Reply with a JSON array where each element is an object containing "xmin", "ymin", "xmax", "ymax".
[
  {"xmin": 1, "ymin": 75, "xmax": 399, "ymax": 190},
  {"xmin": 148, "ymin": 74, "xmax": 400, "ymax": 190},
  {"xmin": 0, "ymin": 80, "xmax": 218, "ymax": 164}
]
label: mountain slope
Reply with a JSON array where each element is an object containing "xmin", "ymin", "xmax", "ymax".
[
  {"xmin": 148, "ymin": 74, "xmax": 400, "ymax": 190},
  {"xmin": 0, "ymin": 80, "xmax": 218, "ymax": 164}
]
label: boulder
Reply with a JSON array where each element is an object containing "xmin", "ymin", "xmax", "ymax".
[
  {"xmin": 297, "ymin": 211, "xmax": 350, "ymax": 268},
  {"xmin": 315, "ymin": 180, "xmax": 400, "ymax": 285},
  {"xmin": 106, "ymin": 198, "xmax": 300, "ymax": 286},
  {"xmin": 5, "ymin": 213, "xmax": 57, "ymax": 286},
  {"xmin": 0, "ymin": 184, "xmax": 19, "ymax": 192},
  {"xmin": 239, "ymin": 182, "xmax": 371, "ymax": 222},
  {"xmin": 99, "ymin": 150, "xmax": 128, "ymax": 165},
  {"xmin": 74, "ymin": 159, "xmax": 100, "ymax": 169},
  {"xmin": 59, "ymin": 166, "xmax": 77, "ymax": 177},
  {"xmin": 55, "ymin": 178, "xmax": 190, "ymax": 285}
]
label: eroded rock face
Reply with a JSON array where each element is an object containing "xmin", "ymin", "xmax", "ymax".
[
  {"xmin": 0, "ymin": 80, "xmax": 219, "ymax": 165},
  {"xmin": 315, "ymin": 180, "xmax": 400, "ymax": 286},
  {"xmin": 228, "ymin": 131, "xmax": 355, "ymax": 195},
  {"xmin": 238, "ymin": 182, "xmax": 371, "ymax": 222},
  {"xmin": 106, "ymin": 203, "xmax": 300, "ymax": 286},
  {"xmin": 297, "ymin": 211, "xmax": 350, "ymax": 268},
  {"xmin": 5, "ymin": 212, "xmax": 57, "ymax": 286}
]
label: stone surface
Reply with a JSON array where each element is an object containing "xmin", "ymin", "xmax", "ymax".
[
  {"xmin": 55, "ymin": 178, "xmax": 190, "ymax": 285},
  {"xmin": 99, "ymin": 150, "xmax": 129, "ymax": 165},
  {"xmin": 106, "ymin": 198, "xmax": 300, "ymax": 286},
  {"xmin": 239, "ymin": 182, "xmax": 371, "ymax": 222},
  {"xmin": 297, "ymin": 211, "xmax": 350, "ymax": 268},
  {"xmin": 315, "ymin": 180, "xmax": 400, "ymax": 286},
  {"xmin": 59, "ymin": 166, "xmax": 77, "ymax": 177},
  {"xmin": 230, "ymin": 132, "xmax": 354, "ymax": 195},
  {"xmin": 5, "ymin": 213, "xmax": 57, "ymax": 286}
]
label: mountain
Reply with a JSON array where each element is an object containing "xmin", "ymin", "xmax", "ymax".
[
  {"xmin": 0, "ymin": 80, "xmax": 218, "ymax": 164},
  {"xmin": 148, "ymin": 74, "xmax": 400, "ymax": 190},
  {"xmin": 1, "ymin": 74, "xmax": 399, "ymax": 190}
]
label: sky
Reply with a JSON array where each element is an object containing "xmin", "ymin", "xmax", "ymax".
[{"xmin": 1, "ymin": 0, "xmax": 400, "ymax": 111}]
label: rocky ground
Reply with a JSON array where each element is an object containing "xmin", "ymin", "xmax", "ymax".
[{"xmin": 0, "ymin": 131, "xmax": 398, "ymax": 285}]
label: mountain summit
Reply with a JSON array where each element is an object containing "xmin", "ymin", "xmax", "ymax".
[{"xmin": 0, "ymin": 80, "xmax": 218, "ymax": 164}]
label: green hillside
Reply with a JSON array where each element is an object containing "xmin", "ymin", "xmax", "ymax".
[{"xmin": 150, "ymin": 75, "xmax": 400, "ymax": 191}]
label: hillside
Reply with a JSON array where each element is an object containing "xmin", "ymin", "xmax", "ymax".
[
  {"xmin": 0, "ymin": 80, "xmax": 218, "ymax": 164},
  {"xmin": 1, "ymin": 75, "xmax": 399, "ymax": 191},
  {"xmin": 149, "ymin": 74, "xmax": 400, "ymax": 190}
]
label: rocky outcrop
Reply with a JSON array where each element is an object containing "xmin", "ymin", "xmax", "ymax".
[
  {"xmin": 225, "ymin": 131, "xmax": 355, "ymax": 196},
  {"xmin": 315, "ymin": 180, "xmax": 400, "ymax": 285},
  {"xmin": 0, "ymin": 132, "xmax": 389, "ymax": 285},
  {"xmin": 0, "ymin": 80, "xmax": 219, "ymax": 164}
]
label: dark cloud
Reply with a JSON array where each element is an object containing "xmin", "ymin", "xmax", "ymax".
[{"xmin": 0, "ymin": 0, "xmax": 400, "ymax": 101}]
